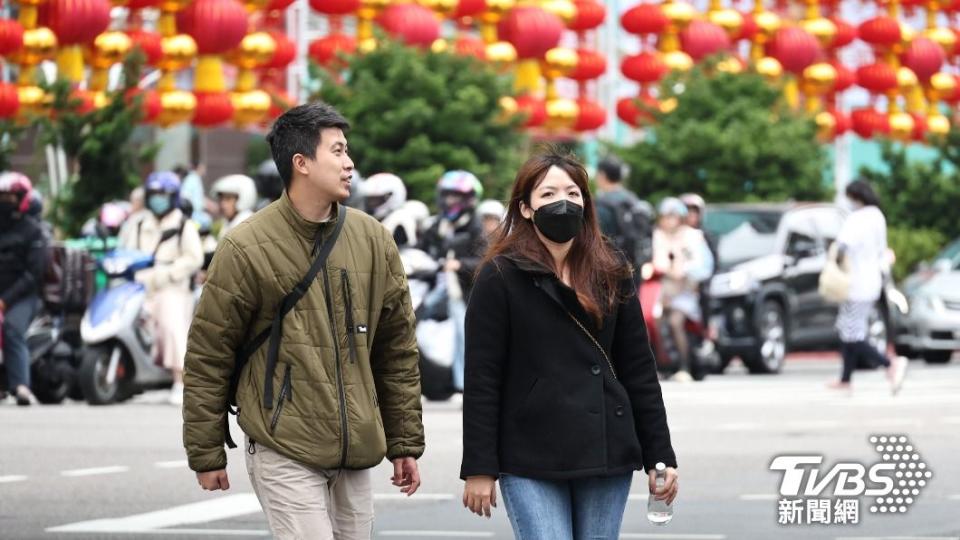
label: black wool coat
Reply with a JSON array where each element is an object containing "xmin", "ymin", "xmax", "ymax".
[{"xmin": 460, "ymin": 255, "xmax": 677, "ymax": 481}]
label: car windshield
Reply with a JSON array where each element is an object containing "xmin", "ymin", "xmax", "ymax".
[
  {"xmin": 934, "ymin": 238, "xmax": 960, "ymax": 269},
  {"xmin": 704, "ymin": 209, "xmax": 784, "ymax": 270}
]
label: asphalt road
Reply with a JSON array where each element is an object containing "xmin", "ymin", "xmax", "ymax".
[{"xmin": 1, "ymin": 354, "xmax": 959, "ymax": 540}]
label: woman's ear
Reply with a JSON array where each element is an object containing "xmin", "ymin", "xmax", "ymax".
[{"xmin": 519, "ymin": 201, "xmax": 533, "ymax": 220}]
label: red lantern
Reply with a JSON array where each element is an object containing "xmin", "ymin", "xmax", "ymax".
[
  {"xmin": 943, "ymin": 74, "xmax": 960, "ymax": 103},
  {"xmin": 127, "ymin": 29, "xmax": 163, "ymax": 67},
  {"xmin": 454, "ymin": 34, "xmax": 486, "ymax": 59},
  {"xmin": 516, "ymin": 95, "xmax": 547, "ymax": 128},
  {"xmin": 851, "ymin": 107, "xmax": 890, "ymax": 139},
  {"xmin": 309, "ymin": 33, "xmax": 357, "ymax": 68},
  {"xmin": 177, "ymin": 0, "xmax": 249, "ymax": 55},
  {"xmin": 0, "ymin": 82, "xmax": 19, "ymax": 119},
  {"xmin": 70, "ymin": 89, "xmax": 96, "ymax": 114},
  {"xmin": 902, "ymin": 37, "xmax": 945, "ymax": 81},
  {"xmin": 569, "ymin": 48, "xmax": 606, "ymax": 81},
  {"xmin": 454, "ymin": 0, "xmax": 486, "ymax": 19},
  {"xmin": 858, "ymin": 16, "xmax": 901, "ymax": 48},
  {"xmin": 264, "ymin": 30, "xmax": 296, "ymax": 70},
  {"xmin": 621, "ymin": 3, "xmax": 668, "ymax": 36},
  {"xmin": 680, "ymin": 20, "xmax": 731, "ymax": 62},
  {"xmin": 734, "ymin": 11, "xmax": 758, "ymax": 42},
  {"xmin": 498, "ymin": 6, "xmax": 564, "ymax": 59},
  {"xmin": 40, "ymin": 0, "xmax": 111, "ymax": 45},
  {"xmin": 377, "ymin": 3, "xmax": 441, "ymax": 48},
  {"xmin": 769, "ymin": 27, "xmax": 822, "ymax": 74},
  {"xmin": 621, "ymin": 52, "xmax": 667, "ymax": 84},
  {"xmin": 127, "ymin": 0, "xmax": 161, "ymax": 9},
  {"xmin": 829, "ymin": 107, "xmax": 851, "ymax": 135},
  {"xmin": 0, "ymin": 19, "xmax": 24, "ymax": 57},
  {"xmin": 856, "ymin": 62, "xmax": 898, "ymax": 94},
  {"xmin": 574, "ymin": 98, "xmax": 605, "ymax": 131},
  {"xmin": 267, "ymin": 0, "xmax": 295, "ymax": 11},
  {"xmin": 911, "ymin": 112, "xmax": 928, "ymax": 141},
  {"xmin": 617, "ymin": 94, "xmax": 660, "ymax": 127},
  {"xmin": 267, "ymin": 90, "xmax": 295, "ymax": 120},
  {"xmin": 309, "ymin": 0, "xmax": 360, "ymax": 15},
  {"xmin": 569, "ymin": 0, "xmax": 605, "ymax": 31},
  {"xmin": 193, "ymin": 91, "xmax": 235, "ymax": 127},
  {"xmin": 135, "ymin": 89, "xmax": 161, "ymax": 123},
  {"xmin": 829, "ymin": 59, "xmax": 855, "ymax": 92},
  {"xmin": 829, "ymin": 17, "xmax": 856, "ymax": 49}
]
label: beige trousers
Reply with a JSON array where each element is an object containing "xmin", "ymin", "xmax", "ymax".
[
  {"xmin": 146, "ymin": 287, "xmax": 194, "ymax": 371},
  {"xmin": 245, "ymin": 438, "xmax": 374, "ymax": 540}
]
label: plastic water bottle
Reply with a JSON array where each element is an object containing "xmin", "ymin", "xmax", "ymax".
[{"xmin": 647, "ymin": 462, "xmax": 673, "ymax": 525}]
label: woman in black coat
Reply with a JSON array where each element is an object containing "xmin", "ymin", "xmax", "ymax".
[{"xmin": 460, "ymin": 151, "xmax": 678, "ymax": 539}]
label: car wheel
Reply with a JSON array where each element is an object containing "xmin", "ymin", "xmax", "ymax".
[
  {"xmin": 743, "ymin": 301, "xmax": 787, "ymax": 374},
  {"xmin": 922, "ymin": 350, "xmax": 953, "ymax": 364}
]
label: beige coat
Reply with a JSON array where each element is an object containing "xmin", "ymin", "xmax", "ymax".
[{"xmin": 118, "ymin": 209, "xmax": 204, "ymax": 293}]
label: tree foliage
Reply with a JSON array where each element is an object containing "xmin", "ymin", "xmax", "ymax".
[
  {"xmin": 618, "ymin": 62, "xmax": 829, "ymax": 204},
  {"xmin": 37, "ymin": 51, "xmax": 157, "ymax": 236},
  {"xmin": 315, "ymin": 41, "xmax": 527, "ymax": 203}
]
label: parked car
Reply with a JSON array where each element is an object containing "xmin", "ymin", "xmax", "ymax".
[
  {"xmin": 891, "ymin": 238, "xmax": 960, "ymax": 364},
  {"xmin": 703, "ymin": 203, "xmax": 904, "ymax": 374}
]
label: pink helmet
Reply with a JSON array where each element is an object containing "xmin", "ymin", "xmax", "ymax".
[
  {"xmin": 99, "ymin": 201, "xmax": 132, "ymax": 229},
  {"xmin": 0, "ymin": 171, "xmax": 33, "ymax": 213}
]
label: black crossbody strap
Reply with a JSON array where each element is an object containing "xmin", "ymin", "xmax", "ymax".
[{"xmin": 261, "ymin": 208, "xmax": 347, "ymax": 409}]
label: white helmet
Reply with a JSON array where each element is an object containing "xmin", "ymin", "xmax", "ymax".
[
  {"xmin": 680, "ymin": 193, "xmax": 706, "ymax": 214},
  {"xmin": 477, "ymin": 199, "xmax": 506, "ymax": 221},
  {"xmin": 211, "ymin": 174, "xmax": 258, "ymax": 214},
  {"xmin": 361, "ymin": 173, "xmax": 407, "ymax": 220},
  {"xmin": 382, "ymin": 200, "xmax": 430, "ymax": 247}
]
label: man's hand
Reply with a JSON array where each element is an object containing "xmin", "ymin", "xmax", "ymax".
[
  {"xmin": 463, "ymin": 475, "xmax": 497, "ymax": 518},
  {"xmin": 197, "ymin": 469, "xmax": 230, "ymax": 491},
  {"xmin": 648, "ymin": 466, "xmax": 679, "ymax": 506},
  {"xmin": 391, "ymin": 457, "xmax": 421, "ymax": 497},
  {"xmin": 444, "ymin": 258, "xmax": 462, "ymax": 273}
]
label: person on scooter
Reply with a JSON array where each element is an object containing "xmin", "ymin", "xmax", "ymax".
[
  {"xmin": 419, "ymin": 170, "xmax": 486, "ymax": 395},
  {"xmin": 210, "ymin": 174, "xmax": 258, "ymax": 241},
  {"xmin": 680, "ymin": 193, "xmax": 718, "ymax": 336},
  {"xmin": 119, "ymin": 171, "xmax": 204, "ymax": 405},
  {"xmin": 360, "ymin": 172, "xmax": 416, "ymax": 247},
  {"xmin": 652, "ymin": 197, "xmax": 710, "ymax": 382},
  {"xmin": 477, "ymin": 199, "xmax": 506, "ymax": 239},
  {"xmin": 0, "ymin": 172, "xmax": 47, "ymax": 406}
]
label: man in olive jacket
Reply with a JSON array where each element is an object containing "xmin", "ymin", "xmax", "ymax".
[{"xmin": 183, "ymin": 102, "xmax": 425, "ymax": 540}]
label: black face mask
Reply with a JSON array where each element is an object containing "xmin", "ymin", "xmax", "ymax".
[{"xmin": 533, "ymin": 199, "xmax": 584, "ymax": 244}]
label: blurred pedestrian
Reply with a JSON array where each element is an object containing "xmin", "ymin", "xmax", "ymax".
[
  {"xmin": 461, "ymin": 150, "xmax": 678, "ymax": 538},
  {"xmin": 183, "ymin": 102, "xmax": 424, "ymax": 540},
  {"xmin": 477, "ymin": 199, "xmax": 506, "ymax": 239},
  {"xmin": 595, "ymin": 155, "xmax": 654, "ymax": 282},
  {"xmin": 0, "ymin": 172, "xmax": 47, "ymax": 406},
  {"xmin": 120, "ymin": 172, "xmax": 204, "ymax": 405},
  {"xmin": 828, "ymin": 180, "xmax": 908, "ymax": 394},
  {"xmin": 210, "ymin": 174, "xmax": 258, "ymax": 241},
  {"xmin": 680, "ymin": 193, "xmax": 718, "ymax": 333}
]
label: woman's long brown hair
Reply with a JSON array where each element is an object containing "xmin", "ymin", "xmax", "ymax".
[{"xmin": 483, "ymin": 149, "xmax": 632, "ymax": 324}]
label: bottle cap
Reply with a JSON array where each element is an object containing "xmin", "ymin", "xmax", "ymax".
[{"xmin": 655, "ymin": 462, "xmax": 666, "ymax": 472}]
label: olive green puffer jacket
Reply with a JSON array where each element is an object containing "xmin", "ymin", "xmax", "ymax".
[{"xmin": 183, "ymin": 192, "xmax": 424, "ymax": 473}]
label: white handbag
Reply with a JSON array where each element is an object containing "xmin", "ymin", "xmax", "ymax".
[{"xmin": 819, "ymin": 243, "xmax": 850, "ymax": 303}]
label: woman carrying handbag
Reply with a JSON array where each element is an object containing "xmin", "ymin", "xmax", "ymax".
[{"xmin": 460, "ymin": 150, "xmax": 678, "ymax": 539}]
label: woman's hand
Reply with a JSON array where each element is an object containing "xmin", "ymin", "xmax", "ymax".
[
  {"xmin": 462, "ymin": 475, "xmax": 497, "ymax": 518},
  {"xmin": 648, "ymin": 467, "xmax": 679, "ymax": 506}
]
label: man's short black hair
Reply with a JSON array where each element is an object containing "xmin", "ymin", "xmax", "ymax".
[
  {"xmin": 597, "ymin": 156, "xmax": 624, "ymax": 183},
  {"xmin": 266, "ymin": 101, "xmax": 350, "ymax": 189},
  {"xmin": 173, "ymin": 164, "xmax": 188, "ymax": 179},
  {"xmin": 845, "ymin": 179, "xmax": 881, "ymax": 208}
]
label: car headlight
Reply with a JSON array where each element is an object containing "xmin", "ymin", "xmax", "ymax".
[
  {"xmin": 711, "ymin": 270, "xmax": 757, "ymax": 297},
  {"xmin": 911, "ymin": 294, "xmax": 945, "ymax": 314}
]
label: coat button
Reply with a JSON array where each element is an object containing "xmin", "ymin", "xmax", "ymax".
[
  {"xmin": 591, "ymin": 365, "xmax": 601, "ymax": 376},
  {"xmin": 615, "ymin": 406, "xmax": 624, "ymax": 417}
]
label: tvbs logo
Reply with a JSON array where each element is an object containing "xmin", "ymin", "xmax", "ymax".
[{"xmin": 770, "ymin": 434, "xmax": 933, "ymax": 520}]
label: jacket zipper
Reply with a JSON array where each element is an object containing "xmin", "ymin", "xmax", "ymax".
[
  {"xmin": 269, "ymin": 364, "xmax": 292, "ymax": 433},
  {"xmin": 341, "ymin": 269, "xmax": 358, "ymax": 364},
  {"xmin": 323, "ymin": 267, "xmax": 349, "ymax": 468}
]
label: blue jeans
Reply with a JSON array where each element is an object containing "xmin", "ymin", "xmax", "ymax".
[
  {"xmin": 2, "ymin": 296, "xmax": 40, "ymax": 392},
  {"xmin": 450, "ymin": 297, "xmax": 466, "ymax": 392},
  {"xmin": 499, "ymin": 473, "xmax": 633, "ymax": 540}
]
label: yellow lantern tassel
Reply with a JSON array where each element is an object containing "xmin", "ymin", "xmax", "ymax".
[
  {"xmin": 784, "ymin": 76, "xmax": 801, "ymax": 109},
  {"xmin": 18, "ymin": 66, "xmax": 37, "ymax": 85},
  {"xmin": 195, "ymin": 56, "xmax": 226, "ymax": 93},
  {"xmin": 159, "ymin": 12, "xmax": 177, "ymax": 38},
  {"xmin": 805, "ymin": 95, "xmax": 822, "ymax": 114},
  {"xmin": 358, "ymin": 17, "xmax": 374, "ymax": 41},
  {"xmin": 159, "ymin": 71, "xmax": 177, "ymax": 92},
  {"xmin": 480, "ymin": 23, "xmax": 497, "ymax": 44},
  {"xmin": 235, "ymin": 69, "xmax": 258, "ymax": 92},
  {"xmin": 18, "ymin": 5, "xmax": 38, "ymax": 30},
  {"xmin": 514, "ymin": 60, "xmax": 542, "ymax": 94},
  {"xmin": 57, "ymin": 46, "xmax": 85, "ymax": 84},
  {"xmin": 906, "ymin": 85, "xmax": 927, "ymax": 114},
  {"xmin": 89, "ymin": 69, "xmax": 109, "ymax": 91}
]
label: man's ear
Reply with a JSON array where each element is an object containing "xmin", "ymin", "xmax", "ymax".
[{"xmin": 292, "ymin": 154, "xmax": 310, "ymax": 177}]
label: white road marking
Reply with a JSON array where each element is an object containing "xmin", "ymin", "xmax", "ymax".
[
  {"xmin": 154, "ymin": 460, "xmax": 189, "ymax": 469},
  {"xmin": 739, "ymin": 494, "xmax": 779, "ymax": 501},
  {"xmin": 949, "ymin": 494, "xmax": 960, "ymax": 500},
  {"xmin": 0, "ymin": 475, "xmax": 27, "ymax": 484},
  {"xmin": 942, "ymin": 417, "xmax": 960, "ymax": 424},
  {"xmin": 374, "ymin": 493, "xmax": 455, "ymax": 501},
  {"xmin": 46, "ymin": 494, "xmax": 262, "ymax": 533},
  {"xmin": 836, "ymin": 537, "xmax": 960, "ymax": 540},
  {"xmin": 716, "ymin": 422, "xmax": 762, "ymax": 431},
  {"xmin": 379, "ymin": 532, "xmax": 494, "ymax": 538},
  {"xmin": 61, "ymin": 466, "xmax": 130, "ymax": 477},
  {"xmin": 620, "ymin": 534, "xmax": 727, "ymax": 539},
  {"xmin": 87, "ymin": 528, "xmax": 268, "ymax": 537}
]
